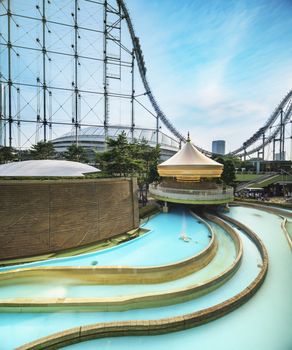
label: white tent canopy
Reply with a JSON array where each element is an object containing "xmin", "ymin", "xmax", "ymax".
[
  {"xmin": 0, "ymin": 160, "xmax": 100, "ymax": 177},
  {"xmin": 158, "ymin": 140, "xmax": 223, "ymax": 180},
  {"xmin": 160, "ymin": 141, "xmax": 222, "ymax": 167}
]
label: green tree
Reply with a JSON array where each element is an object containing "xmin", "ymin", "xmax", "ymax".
[
  {"xmin": 133, "ymin": 140, "xmax": 160, "ymax": 184},
  {"xmin": 222, "ymin": 159, "xmax": 236, "ymax": 185},
  {"xmin": 64, "ymin": 144, "xmax": 88, "ymax": 163},
  {"xmin": 0, "ymin": 146, "xmax": 16, "ymax": 164},
  {"xmin": 214, "ymin": 156, "xmax": 236, "ymax": 186},
  {"xmin": 29, "ymin": 141, "xmax": 55, "ymax": 160},
  {"xmin": 148, "ymin": 155, "xmax": 160, "ymax": 183},
  {"xmin": 96, "ymin": 132, "xmax": 160, "ymax": 184},
  {"xmin": 96, "ymin": 132, "xmax": 140, "ymax": 176}
]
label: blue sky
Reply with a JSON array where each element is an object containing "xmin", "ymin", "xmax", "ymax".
[
  {"xmin": 127, "ymin": 0, "xmax": 292, "ymax": 154},
  {"xmin": 1, "ymin": 0, "xmax": 291, "ymax": 155}
]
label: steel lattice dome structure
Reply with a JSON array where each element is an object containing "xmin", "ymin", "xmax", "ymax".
[{"xmin": 52, "ymin": 126, "xmax": 180, "ymax": 161}]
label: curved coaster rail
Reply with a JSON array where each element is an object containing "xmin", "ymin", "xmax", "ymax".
[
  {"xmin": 229, "ymin": 89, "xmax": 292, "ymax": 156},
  {"xmin": 117, "ymin": 0, "xmax": 213, "ymax": 154},
  {"xmin": 118, "ymin": 1, "xmax": 292, "ymax": 157}
]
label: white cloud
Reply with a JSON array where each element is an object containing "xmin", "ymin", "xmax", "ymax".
[{"xmin": 125, "ymin": 0, "xmax": 292, "ymax": 158}]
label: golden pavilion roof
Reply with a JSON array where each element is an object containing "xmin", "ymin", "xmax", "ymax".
[{"xmin": 158, "ymin": 139, "xmax": 223, "ymax": 180}]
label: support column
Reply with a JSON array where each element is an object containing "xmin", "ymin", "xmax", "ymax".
[
  {"xmin": 282, "ymin": 119, "xmax": 285, "ymax": 160},
  {"xmin": 0, "ymin": 82, "xmax": 3, "ymax": 146},
  {"xmin": 17, "ymin": 87, "xmax": 20, "ymax": 150},
  {"xmin": 103, "ymin": 0, "xmax": 108, "ymax": 149},
  {"xmin": 156, "ymin": 115, "xmax": 159, "ymax": 146},
  {"xmin": 3, "ymin": 85, "xmax": 7, "ymax": 146},
  {"xmin": 48, "ymin": 91, "xmax": 52, "ymax": 140},
  {"xmin": 272, "ymin": 137, "xmax": 276, "ymax": 160},
  {"xmin": 36, "ymin": 77, "xmax": 41, "ymax": 144},
  {"xmin": 73, "ymin": 0, "xmax": 79, "ymax": 146},
  {"xmin": 279, "ymin": 109, "xmax": 282, "ymax": 159},
  {"xmin": 7, "ymin": 0, "xmax": 13, "ymax": 147},
  {"xmin": 262, "ymin": 133, "xmax": 265, "ymax": 160},
  {"xmin": 162, "ymin": 201, "xmax": 169, "ymax": 213},
  {"xmin": 131, "ymin": 50, "xmax": 135, "ymax": 142},
  {"xmin": 41, "ymin": 0, "xmax": 47, "ymax": 141},
  {"xmin": 256, "ymin": 160, "xmax": 260, "ymax": 174}
]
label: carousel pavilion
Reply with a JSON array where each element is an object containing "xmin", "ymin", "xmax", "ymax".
[{"xmin": 149, "ymin": 134, "xmax": 234, "ymax": 210}]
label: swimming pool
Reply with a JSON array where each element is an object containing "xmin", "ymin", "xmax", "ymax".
[
  {"xmin": 0, "ymin": 220, "xmax": 236, "ymax": 302},
  {"xmin": 0, "ymin": 207, "xmax": 210, "ymax": 272},
  {"xmin": 60, "ymin": 207, "xmax": 292, "ymax": 350},
  {"xmin": 0, "ymin": 205, "xmax": 290, "ymax": 349}
]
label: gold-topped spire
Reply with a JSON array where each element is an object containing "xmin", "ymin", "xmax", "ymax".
[{"xmin": 187, "ymin": 131, "xmax": 190, "ymax": 142}]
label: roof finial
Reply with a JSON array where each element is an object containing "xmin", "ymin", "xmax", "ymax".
[{"xmin": 187, "ymin": 131, "xmax": 190, "ymax": 142}]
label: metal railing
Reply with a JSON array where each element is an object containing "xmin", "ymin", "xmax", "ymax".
[{"xmin": 149, "ymin": 184, "xmax": 234, "ymax": 201}]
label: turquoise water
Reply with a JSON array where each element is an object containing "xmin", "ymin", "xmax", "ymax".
[
  {"xmin": 0, "ymin": 209, "xmax": 262, "ymax": 349},
  {"xmin": 61, "ymin": 207, "xmax": 292, "ymax": 350},
  {"xmin": 0, "ymin": 207, "xmax": 210, "ymax": 272},
  {"xmin": 0, "ymin": 221, "xmax": 236, "ymax": 299}
]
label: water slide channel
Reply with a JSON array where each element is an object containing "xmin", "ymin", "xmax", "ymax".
[{"xmin": 0, "ymin": 206, "xmax": 290, "ymax": 349}]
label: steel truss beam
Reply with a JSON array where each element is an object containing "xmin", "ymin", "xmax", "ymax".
[
  {"xmin": 0, "ymin": 0, "xmax": 137, "ymax": 149},
  {"xmin": 1, "ymin": 0, "xmax": 289, "ymax": 159}
]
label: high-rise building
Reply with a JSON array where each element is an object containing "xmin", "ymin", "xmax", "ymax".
[{"xmin": 212, "ymin": 140, "xmax": 225, "ymax": 155}]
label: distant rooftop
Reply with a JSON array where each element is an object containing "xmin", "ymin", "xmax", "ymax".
[
  {"xmin": 52, "ymin": 126, "xmax": 180, "ymax": 151},
  {"xmin": 0, "ymin": 160, "xmax": 99, "ymax": 177}
]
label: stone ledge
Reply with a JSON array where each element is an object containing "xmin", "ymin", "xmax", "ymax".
[
  {"xmin": 279, "ymin": 216, "xmax": 292, "ymax": 250},
  {"xmin": 150, "ymin": 193, "xmax": 233, "ymax": 205},
  {"xmin": 0, "ymin": 212, "xmax": 217, "ymax": 285},
  {"xmin": 0, "ymin": 178, "xmax": 132, "ymax": 185},
  {"xmin": 2, "ymin": 215, "xmax": 241, "ymax": 313},
  {"xmin": 232, "ymin": 201, "xmax": 292, "ymax": 218}
]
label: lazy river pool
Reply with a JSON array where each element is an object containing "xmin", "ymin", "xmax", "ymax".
[
  {"xmin": 0, "ymin": 205, "xmax": 291, "ymax": 350},
  {"xmin": 0, "ymin": 207, "xmax": 210, "ymax": 272}
]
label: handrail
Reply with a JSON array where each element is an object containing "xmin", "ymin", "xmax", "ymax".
[{"xmin": 150, "ymin": 184, "xmax": 233, "ymax": 196}]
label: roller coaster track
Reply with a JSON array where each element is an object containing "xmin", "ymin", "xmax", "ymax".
[
  {"xmin": 118, "ymin": 0, "xmax": 291, "ymax": 158},
  {"xmin": 117, "ymin": 0, "xmax": 189, "ymax": 144},
  {"xmin": 230, "ymin": 89, "xmax": 292, "ymax": 157}
]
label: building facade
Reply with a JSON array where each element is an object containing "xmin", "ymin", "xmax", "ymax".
[
  {"xmin": 212, "ymin": 140, "xmax": 226, "ymax": 155},
  {"xmin": 52, "ymin": 126, "xmax": 180, "ymax": 161}
]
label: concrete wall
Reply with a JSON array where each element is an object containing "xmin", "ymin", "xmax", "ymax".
[{"xmin": 0, "ymin": 178, "xmax": 139, "ymax": 260}]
